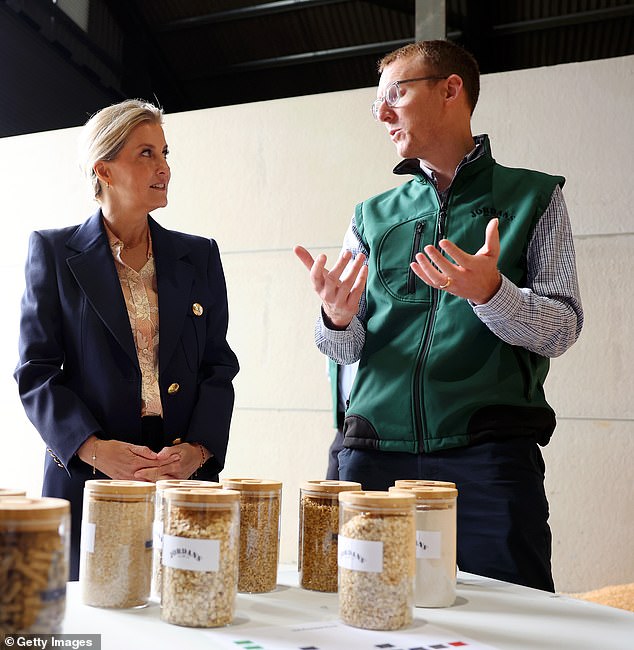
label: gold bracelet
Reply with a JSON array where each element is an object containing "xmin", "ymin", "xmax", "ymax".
[
  {"xmin": 91, "ymin": 439, "xmax": 99, "ymax": 475},
  {"xmin": 197, "ymin": 443, "xmax": 206, "ymax": 469}
]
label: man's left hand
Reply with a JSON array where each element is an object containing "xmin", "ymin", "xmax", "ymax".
[{"xmin": 410, "ymin": 218, "xmax": 502, "ymax": 304}]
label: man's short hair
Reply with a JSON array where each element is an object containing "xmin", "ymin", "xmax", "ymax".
[{"xmin": 379, "ymin": 40, "xmax": 480, "ymax": 115}]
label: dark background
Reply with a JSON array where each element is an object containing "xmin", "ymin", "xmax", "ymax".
[{"xmin": 1, "ymin": 0, "xmax": 633, "ymax": 138}]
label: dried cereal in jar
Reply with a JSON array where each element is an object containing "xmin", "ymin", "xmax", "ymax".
[
  {"xmin": 152, "ymin": 479, "xmax": 221, "ymax": 601},
  {"xmin": 338, "ymin": 490, "xmax": 415, "ymax": 630},
  {"xmin": 80, "ymin": 480, "xmax": 154, "ymax": 608},
  {"xmin": 0, "ymin": 497, "xmax": 70, "ymax": 641},
  {"xmin": 299, "ymin": 480, "xmax": 361, "ymax": 592},
  {"xmin": 221, "ymin": 478, "xmax": 281, "ymax": 593},
  {"xmin": 160, "ymin": 488, "xmax": 240, "ymax": 627}
]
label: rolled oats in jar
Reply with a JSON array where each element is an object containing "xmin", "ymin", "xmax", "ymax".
[
  {"xmin": 152, "ymin": 479, "xmax": 221, "ymax": 600},
  {"xmin": 80, "ymin": 480, "xmax": 154, "ymax": 608},
  {"xmin": 299, "ymin": 480, "xmax": 361, "ymax": 592},
  {"xmin": 338, "ymin": 490, "xmax": 415, "ymax": 630},
  {"xmin": 221, "ymin": 478, "xmax": 282, "ymax": 593},
  {"xmin": 390, "ymin": 485, "xmax": 458, "ymax": 607},
  {"xmin": 160, "ymin": 488, "xmax": 240, "ymax": 627},
  {"xmin": 0, "ymin": 497, "xmax": 70, "ymax": 640}
]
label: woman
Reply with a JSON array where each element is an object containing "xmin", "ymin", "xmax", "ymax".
[{"xmin": 14, "ymin": 99, "xmax": 239, "ymax": 579}]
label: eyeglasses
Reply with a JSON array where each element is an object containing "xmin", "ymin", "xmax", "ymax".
[{"xmin": 371, "ymin": 75, "xmax": 449, "ymax": 120}]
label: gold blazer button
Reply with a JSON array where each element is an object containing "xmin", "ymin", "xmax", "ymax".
[
  {"xmin": 168, "ymin": 382, "xmax": 180, "ymax": 394},
  {"xmin": 192, "ymin": 302, "xmax": 204, "ymax": 316}
]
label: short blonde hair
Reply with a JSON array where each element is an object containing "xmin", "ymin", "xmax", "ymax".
[
  {"xmin": 78, "ymin": 99, "xmax": 164, "ymax": 199},
  {"xmin": 379, "ymin": 40, "xmax": 480, "ymax": 115}
]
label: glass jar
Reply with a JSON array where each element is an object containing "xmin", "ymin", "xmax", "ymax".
[
  {"xmin": 152, "ymin": 479, "xmax": 221, "ymax": 600},
  {"xmin": 338, "ymin": 490, "xmax": 415, "ymax": 630},
  {"xmin": 160, "ymin": 488, "xmax": 240, "ymax": 627},
  {"xmin": 394, "ymin": 479, "xmax": 456, "ymax": 489},
  {"xmin": 390, "ymin": 485, "xmax": 458, "ymax": 607},
  {"xmin": 299, "ymin": 480, "xmax": 361, "ymax": 592},
  {"xmin": 80, "ymin": 479, "xmax": 155, "ymax": 608},
  {"xmin": 0, "ymin": 496, "xmax": 70, "ymax": 638},
  {"xmin": 221, "ymin": 478, "xmax": 282, "ymax": 593}
]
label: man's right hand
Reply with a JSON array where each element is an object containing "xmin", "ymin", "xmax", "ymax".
[{"xmin": 294, "ymin": 246, "xmax": 367, "ymax": 330}]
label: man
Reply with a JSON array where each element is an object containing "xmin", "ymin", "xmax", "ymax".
[{"xmin": 295, "ymin": 40, "xmax": 583, "ymax": 592}]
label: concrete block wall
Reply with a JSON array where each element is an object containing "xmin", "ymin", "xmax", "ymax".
[{"xmin": 1, "ymin": 54, "xmax": 632, "ymax": 593}]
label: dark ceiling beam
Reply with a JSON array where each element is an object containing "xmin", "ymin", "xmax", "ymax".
[
  {"xmin": 158, "ymin": 0, "xmax": 348, "ymax": 31},
  {"xmin": 194, "ymin": 31, "xmax": 461, "ymax": 79},
  {"xmin": 205, "ymin": 39, "xmax": 411, "ymax": 74},
  {"xmin": 493, "ymin": 4, "xmax": 634, "ymax": 35}
]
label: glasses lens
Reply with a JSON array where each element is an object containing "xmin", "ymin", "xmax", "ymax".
[
  {"xmin": 371, "ymin": 99, "xmax": 382, "ymax": 120},
  {"xmin": 386, "ymin": 82, "xmax": 400, "ymax": 107}
]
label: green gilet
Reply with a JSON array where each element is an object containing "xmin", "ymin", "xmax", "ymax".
[{"xmin": 344, "ymin": 137, "xmax": 564, "ymax": 454}]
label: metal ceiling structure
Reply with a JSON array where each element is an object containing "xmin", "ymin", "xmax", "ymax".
[{"xmin": 1, "ymin": 0, "xmax": 633, "ymax": 138}]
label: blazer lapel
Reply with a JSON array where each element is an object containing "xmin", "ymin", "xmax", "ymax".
[
  {"xmin": 150, "ymin": 217, "xmax": 195, "ymax": 373},
  {"xmin": 65, "ymin": 210, "xmax": 139, "ymax": 367}
]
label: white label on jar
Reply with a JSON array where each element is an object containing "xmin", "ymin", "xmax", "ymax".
[
  {"xmin": 337, "ymin": 535, "xmax": 383, "ymax": 572},
  {"xmin": 153, "ymin": 519, "xmax": 164, "ymax": 550},
  {"xmin": 81, "ymin": 521, "xmax": 96, "ymax": 553},
  {"xmin": 162, "ymin": 534, "xmax": 220, "ymax": 572},
  {"xmin": 416, "ymin": 530, "xmax": 441, "ymax": 559}
]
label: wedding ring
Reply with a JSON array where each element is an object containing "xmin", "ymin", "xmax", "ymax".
[{"xmin": 439, "ymin": 277, "xmax": 453, "ymax": 290}]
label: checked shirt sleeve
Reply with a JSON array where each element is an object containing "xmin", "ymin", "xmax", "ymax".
[
  {"xmin": 473, "ymin": 185, "xmax": 584, "ymax": 358},
  {"xmin": 315, "ymin": 216, "xmax": 368, "ymax": 364}
]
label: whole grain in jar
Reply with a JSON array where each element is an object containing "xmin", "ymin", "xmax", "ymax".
[
  {"xmin": 338, "ymin": 490, "xmax": 415, "ymax": 630},
  {"xmin": 221, "ymin": 478, "xmax": 281, "ymax": 593},
  {"xmin": 80, "ymin": 480, "xmax": 154, "ymax": 608},
  {"xmin": 299, "ymin": 480, "xmax": 361, "ymax": 592},
  {"xmin": 390, "ymin": 485, "xmax": 458, "ymax": 607},
  {"xmin": 152, "ymin": 479, "xmax": 221, "ymax": 600},
  {"xmin": 160, "ymin": 488, "xmax": 240, "ymax": 627},
  {"xmin": 0, "ymin": 497, "xmax": 69, "ymax": 640}
]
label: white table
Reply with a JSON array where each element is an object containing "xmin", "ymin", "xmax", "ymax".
[{"xmin": 61, "ymin": 566, "xmax": 634, "ymax": 650}]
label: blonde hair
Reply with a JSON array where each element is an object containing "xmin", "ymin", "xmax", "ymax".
[
  {"xmin": 78, "ymin": 99, "xmax": 164, "ymax": 199},
  {"xmin": 379, "ymin": 40, "xmax": 480, "ymax": 115}
]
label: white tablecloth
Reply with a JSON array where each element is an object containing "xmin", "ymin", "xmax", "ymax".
[{"xmin": 61, "ymin": 566, "xmax": 634, "ymax": 650}]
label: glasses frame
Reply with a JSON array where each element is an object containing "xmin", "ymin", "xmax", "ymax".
[{"xmin": 371, "ymin": 75, "xmax": 449, "ymax": 120}]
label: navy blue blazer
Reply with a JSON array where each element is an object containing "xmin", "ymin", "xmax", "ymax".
[{"xmin": 14, "ymin": 209, "xmax": 239, "ymax": 577}]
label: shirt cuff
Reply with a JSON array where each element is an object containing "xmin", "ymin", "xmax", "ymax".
[{"xmin": 472, "ymin": 274, "xmax": 523, "ymax": 323}]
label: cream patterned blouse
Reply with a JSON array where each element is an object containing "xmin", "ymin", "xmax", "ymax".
[{"xmin": 105, "ymin": 222, "xmax": 162, "ymax": 416}]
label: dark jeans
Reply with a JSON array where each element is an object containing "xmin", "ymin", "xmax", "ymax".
[
  {"xmin": 326, "ymin": 428, "xmax": 345, "ymax": 480},
  {"xmin": 338, "ymin": 438, "xmax": 554, "ymax": 592}
]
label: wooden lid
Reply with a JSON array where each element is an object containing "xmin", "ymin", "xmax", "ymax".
[
  {"xmin": 338, "ymin": 490, "xmax": 416, "ymax": 508},
  {"xmin": 0, "ymin": 496, "xmax": 70, "ymax": 527},
  {"xmin": 163, "ymin": 487, "xmax": 240, "ymax": 503},
  {"xmin": 389, "ymin": 485, "xmax": 458, "ymax": 499},
  {"xmin": 301, "ymin": 480, "xmax": 362, "ymax": 494},
  {"xmin": 0, "ymin": 488, "xmax": 27, "ymax": 497},
  {"xmin": 221, "ymin": 478, "xmax": 282, "ymax": 491},
  {"xmin": 156, "ymin": 479, "xmax": 221, "ymax": 493},
  {"xmin": 394, "ymin": 479, "xmax": 456, "ymax": 489},
  {"xmin": 84, "ymin": 479, "xmax": 156, "ymax": 496}
]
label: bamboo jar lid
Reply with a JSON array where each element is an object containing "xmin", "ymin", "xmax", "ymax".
[
  {"xmin": 163, "ymin": 487, "xmax": 240, "ymax": 504},
  {"xmin": 339, "ymin": 490, "xmax": 416, "ymax": 508},
  {"xmin": 0, "ymin": 496, "xmax": 70, "ymax": 530},
  {"xmin": 221, "ymin": 478, "xmax": 282, "ymax": 492}
]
